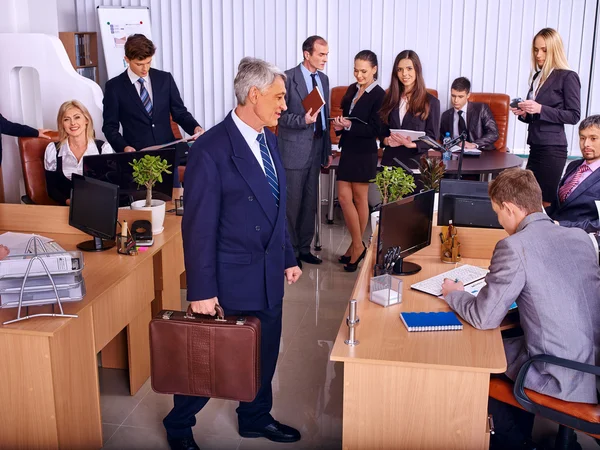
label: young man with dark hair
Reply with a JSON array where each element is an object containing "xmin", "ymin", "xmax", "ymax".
[
  {"xmin": 547, "ymin": 114, "xmax": 600, "ymax": 232},
  {"xmin": 442, "ymin": 168, "xmax": 600, "ymax": 449},
  {"xmin": 102, "ymin": 34, "xmax": 203, "ymax": 153},
  {"xmin": 440, "ymin": 76, "xmax": 499, "ymax": 150}
]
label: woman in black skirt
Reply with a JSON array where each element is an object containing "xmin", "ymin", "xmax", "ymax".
[
  {"xmin": 511, "ymin": 28, "xmax": 581, "ymax": 206},
  {"xmin": 332, "ymin": 50, "xmax": 385, "ymax": 272}
]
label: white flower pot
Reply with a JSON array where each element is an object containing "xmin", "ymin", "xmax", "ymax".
[{"xmin": 130, "ymin": 199, "xmax": 166, "ymax": 235}]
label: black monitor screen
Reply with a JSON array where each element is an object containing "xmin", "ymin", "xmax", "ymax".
[
  {"xmin": 438, "ymin": 179, "xmax": 501, "ymax": 229},
  {"xmin": 82, "ymin": 149, "xmax": 176, "ymax": 206},
  {"xmin": 69, "ymin": 174, "xmax": 119, "ymax": 240},
  {"xmin": 376, "ymin": 189, "xmax": 434, "ymax": 266}
]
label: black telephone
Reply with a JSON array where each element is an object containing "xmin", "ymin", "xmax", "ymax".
[{"xmin": 131, "ymin": 220, "xmax": 153, "ymax": 246}]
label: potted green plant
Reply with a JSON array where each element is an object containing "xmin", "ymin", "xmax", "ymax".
[
  {"xmin": 129, "ymin": 154, "xmax": 172, "ymax": 234},
  {"xmin": 416, "ymin": 154, "xmax": 445, "ymax": 212},
  {"xmin": 370, "ymin": 166, "xmax": 416, "ymax": 231}
]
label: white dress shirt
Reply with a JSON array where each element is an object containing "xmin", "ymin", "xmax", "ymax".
[
  {"xmin": 128, "ymin": 67, "xmax": 153, "ymax": 103},
  {"xmin": 230, "ymin": 109, "xmax": 277, "ymax": 177},
  {"xmin": 44, "ymin": 139, "xmax": 114, "ymax": 180},
  {"xmin": 398, "ymin": 97, "xmax": 408, "ymax": 125},
  {"xmin": 453, "ymin": 103, "xmax": 469, "ymax": 138}
]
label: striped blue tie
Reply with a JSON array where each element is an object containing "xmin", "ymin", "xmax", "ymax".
[
  {"xmin": 138, "ymin": 78, "xmax": 153, "ymax": 116},
  {"xmin": 256, "ymin": 133, "xmax": 279, "ymax": 207}
]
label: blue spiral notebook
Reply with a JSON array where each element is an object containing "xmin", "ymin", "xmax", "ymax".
[{"xmin": 400, "ymin": 312, "xmax": 463, "ymax": 332}]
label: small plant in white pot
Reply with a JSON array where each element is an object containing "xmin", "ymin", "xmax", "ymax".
[{"xmin": 130, "ymin": 154, "xmax": 172, "ymax": 235}]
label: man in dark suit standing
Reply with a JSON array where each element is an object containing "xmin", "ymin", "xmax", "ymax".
[
  {"xmin": 102, "ymin": 34, "xmax": 203, "ymax": 153},
  {"xmin": 547, "ymin": 115, "xmax": 600, "ymax": 232},
  {"xmin": 162, "ymin": 57, "xmax": 302, "ymax": 450},
  {"xmin": 440, "ymin": 77, "xmax": 499, "ymax": 150},
  {"xmin": 278, "ymin": 36, "xmax": 332, "ymax": 268}
]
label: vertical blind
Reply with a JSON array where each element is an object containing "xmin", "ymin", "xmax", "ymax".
[{"xmin": 76, "ymin": 0, "xmax": 600, "ymax": 155}]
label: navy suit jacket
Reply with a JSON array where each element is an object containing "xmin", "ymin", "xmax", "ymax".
[
  {"xmin": 547, "ymin": 159, "xmax": 600, "ymax": 233},
  {"xmin": 0, "ymin": 114, "xmax": 38, "ymax": 165},
  {"xmin": 183, "ymin": 112, "xmax": 296, "ymax": 311},
  {"xmin": 518, "ymin": 70, "xmax": 581, "ymax": 147},
  {"xmin": 102, "ymin": 68, "xmax": 199, "ymax": 152}
]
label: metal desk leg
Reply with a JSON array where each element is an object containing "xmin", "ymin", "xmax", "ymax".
[
  {"xmin": 327, "ymin": 168, "xmax": 336, "ymax": 224},
  {"xmin": 314, "ymin": 173, "xmax": 322, "ymax": 251}
]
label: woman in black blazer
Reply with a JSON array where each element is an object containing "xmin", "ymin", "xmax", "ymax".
[
  {"xmin": 512, "ymin": 28, "xmax": 581, "ymax": 206},
  {"xmin": 380, "ymin": 50, "xmax": 440, "ymax": 167},
  {"xmin": 332, "ymin": 50, "xmax": 385, "ymax": 271}
]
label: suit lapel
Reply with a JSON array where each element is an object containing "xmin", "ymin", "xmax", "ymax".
[
  {"xmin": 561, "ymin": 161, "xmax": 600, "ymax": 208},
  {"xmin": 534, "ymin": 70, "xmax": 560, "ymax": 102},
  {"xmin": 122, "ymin": 71, "xmax": 151, "ymax": 118},
  {"xmin": 225, "ymin": 114, "xmax": 278, "ymax": 225},
  {"xmin": 293, "ymin": 65, "xmax": 309, "ymax": 101},
  {"xmin": 466, "ymin": 103, "xmax": 478, "ymax": 130}
]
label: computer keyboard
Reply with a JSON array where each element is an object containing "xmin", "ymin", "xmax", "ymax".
[{"xmin": 411, "ymin": 264, "xmax": 489, "ymax": 297}]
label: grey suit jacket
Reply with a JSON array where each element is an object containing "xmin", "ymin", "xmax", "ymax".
[
  {"xmin": 445, "ymin": 213, "xmax": 600, "ymax": 403},
  {"xmin": 277, "ymin": 64, "xmax": 332, "ymax": 169},
  {"xmin": 440, "ymin": 102, "xmax": 499, "ymax": 150}
]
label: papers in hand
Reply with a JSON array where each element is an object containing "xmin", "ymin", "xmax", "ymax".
[
  {"xmin": 390, "ymin": 129, "xmax": 426, "ymax": 142},
  {"xmin": 327, "ymin": 116, "xmax": 367, "ymax": 124},
  {"xmin": 141, "ymin": 130, "xmax": 203, "ymax": 151}
]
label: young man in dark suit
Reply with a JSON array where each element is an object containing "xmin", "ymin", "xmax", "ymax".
[
  {"xmin": 162, "ymin": 57, "xmax": 302, "ymax": 450},
  {"xmin": 278, "ymin": 36, "xmax": 332, "ymax": 268},
  {"xmin": 440, "ymin": 77, "xmax": 499, "ymax": 150},
  {"xmin": 547, "ymin": 115, "xmax": 600, "ymax": 232},
  {"xmin": 102, "ymin": 34, "xmax": 203, "ymax": 153}
]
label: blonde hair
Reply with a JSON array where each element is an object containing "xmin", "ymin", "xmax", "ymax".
[
  {"xmin": 56, "ymin": 100, "xmax": 95, "ymax": 145},
  {"xmin": 530, "ymin": 28, "xmax": 570, "ymax": 85}
]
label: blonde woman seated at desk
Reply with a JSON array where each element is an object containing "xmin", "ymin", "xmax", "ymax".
[{"xmin": 44, "ymin": 100, "xmax": 114, "ymax": 205}]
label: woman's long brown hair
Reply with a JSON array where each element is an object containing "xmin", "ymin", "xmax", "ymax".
[{"xmin": 380, "ymin": 50, "xmax": 430, "ymax": 124}]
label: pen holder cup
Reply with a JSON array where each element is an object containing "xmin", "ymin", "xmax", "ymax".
[
  {"xmin": 369, "ymin": 274, "xmax": 402, "ymax": 307},
  {"xmin": 116, "ymin": 235, "xmax": 137, "ymax": 256}
]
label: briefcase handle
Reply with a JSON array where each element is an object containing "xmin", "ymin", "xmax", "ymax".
[{"xmin": 185, "ymin": 304, "xmax": 226, "ymax": 321}]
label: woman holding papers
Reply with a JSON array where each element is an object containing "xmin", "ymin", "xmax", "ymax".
[
  {"xmin": 44, "ymin": 100, "xmax": 114, "ymax": 205},
  {"xmin": 332, "ymin": 50, "xmax": 385, "ymax": 271},
  {"xmin": 510, "ymin": 28, "xmax": 581, "ymax": 207},
  {"xmin": 379, "ymin": 50, "xmax": 440, "ymax": 167}
]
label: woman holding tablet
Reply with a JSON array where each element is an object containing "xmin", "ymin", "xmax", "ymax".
[
  {"xmin": 511, "ymin": 28, "xmax": 581, "ymax": 207},
  {"xmin": 332, "ymin": 50, "xmax": 385, "ymax": 271},
  {"xmin": 380, "ymin": 50, "xmax": 440, "ymax": 167}
]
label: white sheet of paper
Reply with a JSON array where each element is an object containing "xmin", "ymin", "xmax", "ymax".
[
  {"xmin": 389, "ymin": 129, "xmax": 425, "ymax": 142},
  {"xmin": 141, "ymin": 130, "xmax": 203, "ymax": 151},
  {"xmin": 0, "ymin": 232, "xmax": 53, "ymax": 255}
]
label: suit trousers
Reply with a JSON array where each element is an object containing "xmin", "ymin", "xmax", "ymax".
[
  {"xmin": 163, "ymin": 304, "xmax": 283, "ymax": 439},
  {"xmin": 285, "ymin": 136, "xmax": 323, "ymax": 255}
]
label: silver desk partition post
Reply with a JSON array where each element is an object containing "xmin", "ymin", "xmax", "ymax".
[{"xmin": 344, "ymin": 299, "xmax": 360, "ymax": 345}]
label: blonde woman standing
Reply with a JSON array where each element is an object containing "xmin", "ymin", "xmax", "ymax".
[{"xmin": 511, "ymin": 28, "xmax": 581, "ymax": 207}]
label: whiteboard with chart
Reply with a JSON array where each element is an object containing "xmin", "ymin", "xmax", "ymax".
[{"xmin": 97, "ymin": 6, "xmax": 153, "ymax": 80}]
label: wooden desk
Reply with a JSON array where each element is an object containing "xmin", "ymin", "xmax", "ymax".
[
  {"xmin": 330, "ymin": 226, "xmax": 508, "ymax": 449},
  {"xmin": 0, "ymin": 204, "xmax": 184, "ymax": 449}
]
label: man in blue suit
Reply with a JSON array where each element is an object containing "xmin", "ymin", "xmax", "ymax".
[
  {"xmin": 547, "ymin": 115, "xmax": 600, "ymax": 233},
  {"xmin": 102, "ymin": 34, "xmax": 203, "ymax": 153},
  {"xmin": 162, "ymin": 57, "xmax": 302, "ymax": 450}
]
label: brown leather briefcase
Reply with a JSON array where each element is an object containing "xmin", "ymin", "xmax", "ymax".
[{"xmin": 149, "ymin": 305, "xmax": 261, "ymax": 402}]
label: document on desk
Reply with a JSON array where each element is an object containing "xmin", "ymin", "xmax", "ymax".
[
  {"xmin": 0, "ymin": 232, "xmax": 63, "ymax": 255},
  {"xmin": 463, "ymin": 279, "xmax": 517, "ymax": 310}
]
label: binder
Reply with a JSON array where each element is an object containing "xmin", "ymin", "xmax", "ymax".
[
  {"xmin": 400, "ymin": 311, "xmax": 463, "ymax": 332},
  {"xmin": 302, "ymin": 87, "xmax": 325, "ymax": 114}
]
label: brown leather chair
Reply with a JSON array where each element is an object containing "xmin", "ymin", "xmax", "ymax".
[
  {"xmin": 489, "ymin": 354, "xmax": 600, "ymax": 448},
  {"xmin": 18, "ymin": 131, "xmax": 60, "ymax": 205},
  {"xmin": 170, "ymin": 116, "xmax": 183, "ymax": 140},
  {"xmin": 469, "ymin": 93, "xmax": 510, "ymax": 151},
  {"xmin": 329, "ymin": 85, "xmax": 347, "ymax": 145},
  {"xmin": 427, "ymin": 88, "xmax": 438, "ymax": 99}
]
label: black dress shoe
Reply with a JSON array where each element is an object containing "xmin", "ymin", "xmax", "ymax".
[
  {"xmin": 344, "ymin": 247, "xmax": 367, "ymax": 272},
  {"xmin": 239, "ymin": 421, "xmax": 301, "ymax": 443},
  {"xmin": 167, "ymin": 437, "xmax": 200, "ymax": 450},
  {"xmin": 299, "ymin": 252, "xmax": 322, "ymax": 265},
  {"xmin": 296, "ymin": 257, "xmax": 303, "ymax": 270}
]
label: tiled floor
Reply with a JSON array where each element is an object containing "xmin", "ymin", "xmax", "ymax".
[{"xmin": 99, "ymin": 207, "xmax": 598, "ymax": 449}]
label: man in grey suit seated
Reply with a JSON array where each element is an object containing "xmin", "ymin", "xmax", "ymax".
[
  {"xmin": 442, "ymin": 168, "xmax": 600, "ymax": 450},
  {"xmin": 440, "ymin": 77, "xmax": 499, "ymax": 150}
]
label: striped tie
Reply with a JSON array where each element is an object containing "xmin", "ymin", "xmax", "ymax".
[
  {"xmin": 256, "ymin": 133, "xmax": 279, "ymax": 207},
  {"xmin": 558, "ymin": 163, "xmax": 590, "ymax": 203},
  {"xmin": 138, "ymin": 78, "xmax": 153, "ymax": 116}
]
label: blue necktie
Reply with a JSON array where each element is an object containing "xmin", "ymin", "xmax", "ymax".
[
  {"xmin": 256, "ymin": 133, "xmax": 279, "ymax": 207},
  {"xmin": 138, "ymin": 78, "xmax": 153, "ymax": 116}
]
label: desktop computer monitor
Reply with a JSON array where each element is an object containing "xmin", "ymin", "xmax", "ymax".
[
  {"xmin": 69, "ymin": 174, "xmax": 119, "ymax": 251},
  {"xmin": 82, "ymin": 149, "xmax": 176, "ymax": 206},
  {"xmin": 376, "ymin": 189, "xmax": 435, "ymax": 276},
  {"xmin": 437, "ymin": 179, "xmax": 502, "ymax": 229}
]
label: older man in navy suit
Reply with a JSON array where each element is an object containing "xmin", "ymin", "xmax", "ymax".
[
  {"xmin": 547, "ymin": 115, "xmax": 600, "ymax": 233},
  {"xmin": 162, "ymin": 57, "xmax": 302, "ymax": 450}
]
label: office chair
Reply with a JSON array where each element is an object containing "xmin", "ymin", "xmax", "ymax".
[
  {"xmin": 468, "ymin": 93, "xmax": 510, "ymax": 151},
  {"xmin": 18, "ymin": 132, "xmax": 60, "ymax": 205}
]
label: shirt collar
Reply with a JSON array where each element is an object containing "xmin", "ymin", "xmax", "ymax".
[
  {"xmin": 355, "ymin": 80, "xmax": 378, "ymax": 93},
  {"xmin": 455, "ymin": 102, "xmax": 468, "ymax": 115},
  {"xmin": 231, "ymin": 109, "xmax": 263, "ymax": 147},
  {"xmin": 300, "ymin": 63, "xmax": 319, "ymax": 79},
  {"xmin": 127, "ymin": 67, "xmax": 149, "ymax": 85},
  {"xmin": 58, "ymin": 139, "xmax": 93, "ymax": 159},
  {"xmin": 583, "ymin": 158, "xmax": 600, "ymax": 172}
]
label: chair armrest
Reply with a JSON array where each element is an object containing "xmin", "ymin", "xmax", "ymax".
[{"xmin": 514, "ymin": 354, "xmax": 600, "ymax": 435}]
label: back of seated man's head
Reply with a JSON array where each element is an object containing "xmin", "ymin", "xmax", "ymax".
[
  {"xmin": 124, "ymin": 34, "xmax": 156, "ymax": 78},
  {"xmin": 488, "ymin": 168, "xmax": 543, "ymax": 235},
  {"xmin": 450, "ymin": 77, "xmax": 471, "ymax": 111},
  {"xmin": 579, "ymin": 115, "xmax": 600, "ymax": 163}
]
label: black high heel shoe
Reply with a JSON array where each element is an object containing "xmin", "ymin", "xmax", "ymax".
[
  {"xmin": 338, "ymin": 255, "xmax": 351, "ymax": 264},
  {"xmin": 344, "ymin": 246, "xmax": 367, "ymax": 272}
]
